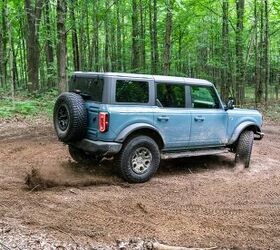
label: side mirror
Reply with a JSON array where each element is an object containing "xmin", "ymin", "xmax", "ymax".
[{"xmin": 226, "ymin": 98, "xmax": 235, "ymax": 110}]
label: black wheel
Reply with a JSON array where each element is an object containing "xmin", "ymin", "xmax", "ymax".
[
  {"xmin": 235, "ymin": 130, "xmax": 254, "ymax": 168},
  {"xmin": 53, "ymin": 92, "xmax": 87, "ymax": 142},
  {"xmin": 69, "ymin": 146, "xmax": 101, "ymax": 165},
  {"xmin": 116, "ymin": 136, "xmax": 160, "ymax": 183}
]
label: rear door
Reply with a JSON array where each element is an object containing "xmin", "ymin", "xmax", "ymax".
[
  {"xmin": 188, "ymin": 85, "xmax": 227, "ymax": 147},
  {"xmin": 108, "ymin": 76, "xmax": 155, "ymax": 138},
  {"xmin": 154, "ymin": 82, "xmax": 191, "ymax": 149}
]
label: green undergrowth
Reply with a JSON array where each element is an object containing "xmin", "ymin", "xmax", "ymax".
[
  {"xmin": 241, "ymin": 102, "xmax": 280, "ymax": 123},
  {"xmin": 258, "ymin": 103, "xmax": 280, "ymax": 123},
  {"xmin": 0, "ymin": 88, "xmax": 58, "ymax": 120}
]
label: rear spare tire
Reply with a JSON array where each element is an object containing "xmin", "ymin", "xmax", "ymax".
[
  {"xmin": 53, "ymin": 92, "xmax": 87, "ymax": 142},
  {"xmin": 235, "ymin": 130, "xmax": 254, "ymax": 168}
]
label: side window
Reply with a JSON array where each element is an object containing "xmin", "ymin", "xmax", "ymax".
[
  {"xmin": 157, "ymin": 83, "xmax": 185, "ymax": 108},
  {"xmin": 116, "ymin": 80, "xmax": 149, "ymax": 103},
  {"xmin": 69, "ymin": 77, "xmax": 104, "ymax": 102},
  {"xmin": 191, "ymin": 86, "xmax": 220, "ymax": 109}
]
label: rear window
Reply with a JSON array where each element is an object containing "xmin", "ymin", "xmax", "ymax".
[
  {"xmin": 116, "ymin": 80, "xmax": 149, "ymax": 103},
  {"xmin": 69, "ymin": 77, "xmax": 104, "ymax": 102}
]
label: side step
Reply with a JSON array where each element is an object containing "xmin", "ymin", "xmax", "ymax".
[{"xmin": 161, "ymin": 148, "xmax": 229, "ymax": 160}]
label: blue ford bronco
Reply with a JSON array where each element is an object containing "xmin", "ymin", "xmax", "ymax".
[{"xmin": 53, "ymin": 72, "xmax": 264, "ymax": 183}]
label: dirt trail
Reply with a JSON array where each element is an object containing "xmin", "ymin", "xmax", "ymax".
[{"xmin": 0, "ymin": 121, "xmax": 280, "ymax": 249}]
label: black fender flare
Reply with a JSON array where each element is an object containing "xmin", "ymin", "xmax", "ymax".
[
  {"xmin": 115, "ymin": 123, "xmax": 165, "ymax": 147},
  {"xmin": 228, "ymin": 121, "xmax": 261, "ymax": 144}
]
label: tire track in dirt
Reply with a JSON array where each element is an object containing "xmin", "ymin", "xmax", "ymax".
[{"xmin": 0, "ymin": 121, "xmax": 280, "ymax": 249}]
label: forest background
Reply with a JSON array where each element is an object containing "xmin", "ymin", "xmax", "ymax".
[{"xmin": 0, "ymin": 0, "xmax": 279, "ymax": 120}]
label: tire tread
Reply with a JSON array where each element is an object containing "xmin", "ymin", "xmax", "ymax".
[
  {"xmin": 235, "ymin": 130, "xmax": 254, "ymax": 168},
  {"xmin": 53, "ymin": 92, "xmax": 87, "ymax": 142}
]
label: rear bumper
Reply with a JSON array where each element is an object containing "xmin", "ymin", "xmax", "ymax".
[{"xmin": 69, "ymin": 139, "xmax": 122, "ymax": 156}]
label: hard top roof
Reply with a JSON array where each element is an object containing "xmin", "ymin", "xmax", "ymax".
[{"xmin": 73, "ymin": 71, "xmax": 213, "ymax": 86}]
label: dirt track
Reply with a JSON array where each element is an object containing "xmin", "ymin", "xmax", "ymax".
[{"xmin": 0, "ymin": 120, "xmax": 280, "ymax": 249}]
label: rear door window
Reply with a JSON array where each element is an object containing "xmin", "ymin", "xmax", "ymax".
[
  {"xmin": 116, "ymin": 80, "xmax": 149, "ymax": 103},
  {"xmin": 156, "ymin": 83, "xmax": 185, "ymax": 108}
]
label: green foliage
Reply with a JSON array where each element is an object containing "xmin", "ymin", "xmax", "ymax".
[
  {"xmin": 243, "ymin": 101, "xmax": 280, "ymax": 123},
  {"xmin": 0, "ymin": 0, "xmax": 279, "ymax": 120},
  {"xmin": 0, "ymin": 89, "xmax": 58, "ymax": 119}
]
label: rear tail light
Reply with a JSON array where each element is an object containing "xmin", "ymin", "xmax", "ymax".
[{"xmin": 99, "ymin": 112, "xmax": 109, "ymax": 133}]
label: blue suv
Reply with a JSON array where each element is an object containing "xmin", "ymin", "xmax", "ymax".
[{"xmin": 53, "ymin": 72, "xmax": 264, "ymax": 183}]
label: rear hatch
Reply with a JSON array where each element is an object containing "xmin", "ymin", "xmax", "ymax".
[{"xmin": 68, "ymin": 75, "xmax": 104, "ymax": 140}]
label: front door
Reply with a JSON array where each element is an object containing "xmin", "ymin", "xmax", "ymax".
[
  {"xmin": 189, "ymin": 85, "xmax": 227, "ymax": 147},
  {"xmin": 154, "ymin": 83, "xmax": 191, "ymax": 149}
]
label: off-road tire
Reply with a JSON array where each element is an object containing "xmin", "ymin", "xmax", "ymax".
[
  {"xmin": 235, "ymin": 130, "xmax": 254, "ymax": 168},
  {"xmin": 69, "ymin": 146, "xmax": 101, "ymax": 165},
  {"xmin": 116, "ymin": 136, "xmax": 160, "ymax": 183},
  {"xmin": 53, "ymin": 92, "xmax": 87, "ymax": 142}
]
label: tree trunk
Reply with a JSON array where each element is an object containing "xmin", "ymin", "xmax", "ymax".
[
  {"xmin": 85, "ymin": 1, "xmax": 91, "ymax": 70},
  {"xmin": 57, "ymin": 0, "xmax": 67, "ymax": 92},
  {"xmin": 254, "ymin": 0, "xmax": 262, "ymax": 105},
  {"xmin": 131, "ymin": 0, "xmax": 140, "ymax": 72},
  {"xmin": 24, "ymin": 0, "xmax": 43, "ymax": 92},
  {"xmin": 149, "ymin": 0, "xmax": 159, "ymax": 74},
  {"xmin": 45, "ymin": 0, "xmax": 55, "ymax": 88},
  {"xmin": 139, "ymin": 0, "xmax": 146, "ymax": 71},
  {"xmin": 177, "ymin": 29, "xmax": 182, "ymax": 73},
  {"xmin": 18, "ymin": 26, "xmax": 25, "ymax": 87},
  {"xmin": 235, "ymin": 0, "xmax": 245, "ymax": 105},
  {"xmin": 264, "ymin": 0, "xmax": 269, "ymax": 105},
  {"xmin": 153, "ymin": 0, "xmax": 159, "ymax": 74},
  {"xmin": 19, "ymin": 16, "xmax": 27, "ymax": 87},
  {"xmin": 116, "ymin": 0, "xmax": 122, "ymax": 71},
  {"xmin": 104, "ymin": 0, "xmax": 110, "ymax": 71},
  {"xmin": 111, "ymin": 16, "xmax": 117, "ymax": 71},
  {"xmin": 0, "ymin": 0, "xmax": 8, "ymax": 88},
  {"xmin": 149, "ymin": 0, "xmax": 153, "ymax": 73},
  {"xmin": 221, "ymin": 0, "xmax": 231, "ymax": 101},
  {"xmin": 110, "ymin": 5, "xmax": 117, "ymax": 72},
  {"xmin": 78, "ymin": 2, "xmax": 86, "ymax": 70},
  {"xmin": 163, "ymin": 0, "xmax": 175, "ymax": 75},
  {"xmin": 11, "ymin": 37, "xmax": 18, "ymax": 88},
  {"xmin": 0, "ymin": 17, "xmax": 3, "ymax": 88},
  {"xmin": 70, "ymin": 0, "xmax": 80, "ymax": 71},
  {"xmin": 7, "ymin": 8, "xmax": 15, "ymax": 107},
  {"xmin": 121, "ymin": 13, "xmax": 126, "ymax": 71},
  {"xmin": 92, "ymin": 0, "xmax": 99, "ymax": 71}
]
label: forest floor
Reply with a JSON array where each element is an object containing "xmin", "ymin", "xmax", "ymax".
[{"xmin": 0, "ymin": 119, "xmax": 280, "ymax": 249}]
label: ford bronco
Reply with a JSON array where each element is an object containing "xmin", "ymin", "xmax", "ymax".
[{"xmin": 53, "ymin": 72, "xmax": 264, "ymax": 183}]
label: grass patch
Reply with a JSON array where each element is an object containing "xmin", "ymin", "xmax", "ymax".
[{"xmin": 0, "ymin": 89, "xmax": 58, "ymax": 119}]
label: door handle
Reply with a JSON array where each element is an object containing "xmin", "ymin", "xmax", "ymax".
[
  {"xmin": 194, "ymin": 116, "xmax": 205, "ymax": 122},
  {"xmin": 157, "ymin": 116, "xmax": 170, "ymax": 121}
]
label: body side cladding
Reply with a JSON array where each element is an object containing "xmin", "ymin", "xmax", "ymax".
[{"xmin": 228, "ymin": 121, "xmax": 261, "ymax": 145}]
